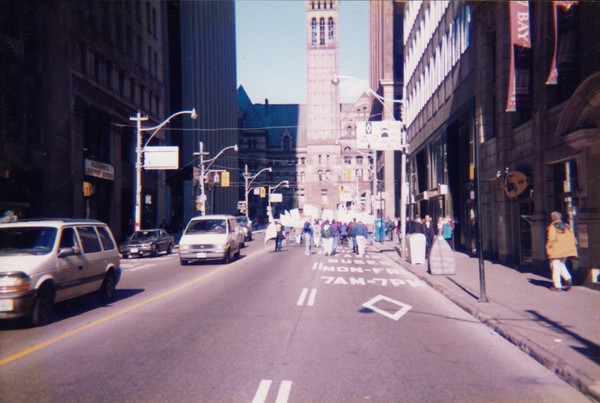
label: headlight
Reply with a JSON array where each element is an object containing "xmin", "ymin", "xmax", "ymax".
[
  {"xmin": 180, "ymin": 245, "xmax": 190, "ymax": 252},
  {"xmin": 0, "ymin": 272, "xmax": 31, "ymax": 293}
]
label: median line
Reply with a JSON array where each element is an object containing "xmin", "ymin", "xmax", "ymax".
[{"xmin": 0, "ymin": 250, "xmax": 262, "ymax": 367}]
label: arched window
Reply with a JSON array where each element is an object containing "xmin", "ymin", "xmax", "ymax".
[
  {"xmin": 300, "ymin": 172, "xmax": 306, "ymax": 183},
  {"xmin": 325, "ymin": 170, "xmax": 331, "ymax": 180},
  {"xmin": 282, "ymin": 134, "xmax": 291, "ymax": 150},
  {"xmin": 346, "ymin": 125, "xmax": 353, "ymax": 136},
  {"xmin": 328, "ymin": 17, "xmax": 334, "ymax": 41},
  {"xmin": 319, "ymin": 18, "xmax": 325, "ymax": 45},
  {"xmin": 318, "ymin": 170, "xmax": 323, "ymax": 181}
]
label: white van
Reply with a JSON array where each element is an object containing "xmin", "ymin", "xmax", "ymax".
[
  {"xmin": 179, "ymin": 215, "xmax": 243, "ymax": 265},
  {"xmin": 0, "ymin": 219, "xmax": 121, "ymax": 326}
]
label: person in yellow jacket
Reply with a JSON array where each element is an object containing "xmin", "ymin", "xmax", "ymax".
[{"xmin": 545, "ymin": 211, "xmax": 577, "ymax": 291}]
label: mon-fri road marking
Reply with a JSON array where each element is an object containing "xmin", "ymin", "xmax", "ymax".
[
  {"xmin": 253, "ymin": 379, "xmax": 292, "ymax": 403},
  {"xmin": 362, "ymin": 295, "xmax": 413, "ymax": 321},
  {"xmin": 297, "ymin": 288, "xmax": 317, "ymax": 306}
]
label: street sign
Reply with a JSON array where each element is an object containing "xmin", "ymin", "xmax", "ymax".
[
  {"xmin": 356, "ymin": 121, "xmax": 406, "ymax": 151},
  {"xmin": 270, "ymin": 193, "xmax": 282, "ymax": 203},
  {"xmin": 144, "ymin": 146, "xmax": 179, "ymax": 169}
]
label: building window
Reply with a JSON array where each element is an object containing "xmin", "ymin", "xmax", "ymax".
[
  {"xmin": 319, "ymin": 18, "xmax": 325, "ymax": 45},
  {"xmin": 328, "ymin": 17, "xmax": 334, "ymax": 41},
  {"xmin": 318, "ymin": 170, "xmax": 323, "ymax": 181},
  {"xmin": 300, "ymin": 172, "xmax": 306, "ymax": 183},
  {"xmin": 282, "ymin": 135, "xmax": 291, "ymax": 150},
  {"xmin": 311, "ymin": 18, "xmax": 317, "ymax": 45},
  {"xmin": 325, "ymin": 170, "xmax": 331, "ymax": 181},
  {"xmin": 344, "ymin": 156, "xmax": 351, "ymax": 165},
  {"xmin": 356, "ymin": 156, "xmax": 363, "ymax": 165}
]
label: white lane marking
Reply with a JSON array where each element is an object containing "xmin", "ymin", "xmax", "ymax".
[
  {"xmin": 296, "ymin": 288, "xmax": 317, "ymax": 306},
  {"xmin": 362, "ymin": 295, "xmax": 413, "ymax": 321},
  {"xmin": 307, "ymin": 288, "xmax": 317, "ymax": 306},
  {"xmin": 252, "ymin": 379, "xmax": 292, "ymax": 403},
  {"xmin": 252, "ymin": 379, "xmax": 272, "ymax": 403},
  {"xmin": 276, "ymin": 380, "xmax": 292, "ymax": 403}
]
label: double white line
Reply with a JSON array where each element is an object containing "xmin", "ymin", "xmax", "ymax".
[
  {"xmin": 296, "ymin": 288, "xmax": 317, "ymax": 306},
  {"xmin": 252, "ymin": 379, "xmax": 292, "ymax": 403}
]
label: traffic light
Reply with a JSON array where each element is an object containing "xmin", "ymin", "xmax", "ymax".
[
  {"xmin": 221, "ymin": 171, "xmax": 230, "ymax": 187},
  {"xmin": 260, "ymin": 187, "xmax": 266, "ymax": 198},
  {"xmin": 344, "ymin": 167, "xmax": 353, "ymax": 181}
]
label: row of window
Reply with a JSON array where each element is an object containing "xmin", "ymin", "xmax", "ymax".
[
  {"xmin": 310, "ymin": 1, "xmax": 335, "ymax": 11},
  {"xmin": 404, "ymin": 4, "xmax": 471, "ymax": 127},
  {"xmin": 311, "ymin": 17, "xmax": 335, "ymax": 46},
  {"xmin": 77, "ymin": 42, "xmax": 162, "ymax": 116}
]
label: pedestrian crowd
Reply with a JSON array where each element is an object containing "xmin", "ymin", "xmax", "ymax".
[{"xmin": 268, "ymin": 209, "xmax": 578, "ymax": 294}]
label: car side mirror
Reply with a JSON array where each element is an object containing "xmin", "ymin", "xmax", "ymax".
[{"xmin": 58, "ymin": 246, "xmax": 81, "ymax": 258}]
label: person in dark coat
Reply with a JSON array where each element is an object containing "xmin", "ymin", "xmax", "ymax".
[{"xmin": 423, "ymin": 215, "xmax": 436, "ymax": 258}]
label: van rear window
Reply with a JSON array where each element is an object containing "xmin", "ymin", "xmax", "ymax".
[{"xmin": 77, "ymin": 227, "xmax": 102, "ymax": 253}]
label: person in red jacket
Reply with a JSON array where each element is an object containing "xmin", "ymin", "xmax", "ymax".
[{"xmin": 545, "ymin": 211, "xmax": 578, "ymax": 291}]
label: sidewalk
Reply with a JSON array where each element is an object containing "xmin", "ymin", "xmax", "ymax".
[{"xmin": 373, "ymin": 239, "xmax": 600, "ymax": 401}]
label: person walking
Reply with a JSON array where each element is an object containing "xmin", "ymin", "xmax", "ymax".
[
  {"xmin": 353, "ymin": 220, "xmax": 369, "ymax": 257},
  {"xmin": 545, "ymin": 211, "xmax": 577, "ymax": 291},
  {"xmin": 423, "ymin": 215, "xmax": 436, "ymax": 258},
  {"xmin": 274, "ymin": 221, "xmax": 284, "ymax": 252},
  {"xmin": 303, "ymin": 217, "xmax": 313, "ymax": 256},
  {"xmin": 331, "ymin": 220, "xmax": 340, "ymax": 254},
  {"xmin": 321, "ymin": 220, "xmax": 335, "ymax": 256}
]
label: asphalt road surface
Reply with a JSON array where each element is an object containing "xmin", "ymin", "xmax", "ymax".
[{"xmin": 0, "ymin": 237, "xmax": 588, "ymax": 402}]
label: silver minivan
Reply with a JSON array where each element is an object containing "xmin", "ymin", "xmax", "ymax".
[
  {"xmin": 179, "ymin": 215, "xmax": 243, "ymax": 265},
  {"xmin": 0, "ymin": 219, "xmax": 121, "ymax": 326}
]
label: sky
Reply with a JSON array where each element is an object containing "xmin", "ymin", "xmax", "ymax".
[{"xmin": 235, "ymin": 0, "xmax": 370, "ymax": 105}]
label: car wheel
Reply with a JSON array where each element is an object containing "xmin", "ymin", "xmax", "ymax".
[
  {"xmin": 180, "ymin": 258, "xmax": 189, "ymax": 266},
  {"xmin": 98, "ymin": 272, "xmax": 116, "ymax": 305},
  {"xmin": 28, "ymin": 284, "xmax": 54, "ymax": 327},
  {"xmin": 234, "ymin": 246, "xmax": 241, "ymax": 259},
  {"xmin": 222, "ymin": 249, "xmax": 231, "ymax": 264},
  {"xmin": 167, "ymin": 244, "xmax": 173, "ymax": 255}
]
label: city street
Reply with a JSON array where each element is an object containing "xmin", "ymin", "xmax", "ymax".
[{"xmin": 0, "ymin": 237, "xmax": 587, "ymax": 402}]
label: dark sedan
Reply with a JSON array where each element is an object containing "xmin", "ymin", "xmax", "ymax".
[{"xmin": 119, "ymin": 229, "xmax": 174, "ymax": 258}]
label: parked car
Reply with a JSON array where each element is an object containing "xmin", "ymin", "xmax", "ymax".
[
  {"xmin": 235, "ymin": 215, "xmax": 253, "ymax": 241},
  {"xmin": 0, "ymin": 219, "xmax": 121, "ymax": 326},
  {"xmin": 119, "ymin": 228, "xmax": 174, "ymax": 258},
  {"xmin": 179, "ymin": 215, "xmax": 243, "ymax": 265}
]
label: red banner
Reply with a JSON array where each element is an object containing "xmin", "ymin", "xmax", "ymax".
[
  {"xmin": 546, "ymin": 1, "xmax": 578, "ymax": 85},
  {"xmin": 507, "ymin": 1, "xmax": 531, "ymax": 112}
]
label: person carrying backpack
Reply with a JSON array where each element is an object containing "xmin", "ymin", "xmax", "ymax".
[{"xmin": 321, "ymin": 220, "xmax": 334, "ymax": 256}]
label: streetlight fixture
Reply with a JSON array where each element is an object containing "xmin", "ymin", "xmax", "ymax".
[
  {"xmin": 243, "ymin": 165, "xmax": 272, "ymax": 219},
  {"xmin": 130, "ymin": 109, "xmax": 197, "ymax": 231},
  {"xmin": 195, "ymin": 142, "xmax": 238, "ymax": 216},
  {"xmin": 332, "ymin": 74, "xmax": 408, "ymax": 257},
  {"xmin": 268, "ymin": 180, "xmax": 289, "ymax": 221}
]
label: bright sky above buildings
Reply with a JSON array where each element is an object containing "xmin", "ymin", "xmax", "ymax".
[{"xmin": 235, "ymin": 0, "xmax": 370, "ymax": 105}]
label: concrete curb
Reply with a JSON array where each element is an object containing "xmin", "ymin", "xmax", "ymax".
[{"xmin": 376, "ymin": 244, "xmax": 600, "ymax": 402}]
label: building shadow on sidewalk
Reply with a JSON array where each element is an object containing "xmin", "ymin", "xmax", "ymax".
[{"xmin": 526, "ymin": 309, "xmax": 600, "ymax": 366}]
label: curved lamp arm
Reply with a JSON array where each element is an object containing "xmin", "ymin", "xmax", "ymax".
[
  {"xmin": 205, "ymin": 144, "xmax": 238, "ymax": 170},
  {"xmin": 246, "ymin": 167, "xmax": 272, "ymax": 194},
  {"xmin": 143, "ymin": 108, "xmax": 197, "ymax": 149}
]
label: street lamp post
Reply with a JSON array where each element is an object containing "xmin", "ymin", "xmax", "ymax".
[
  {"xmin": 332, "ymin": 75, "xmax": 408, "ymax": 257},
  {"xmin": 244, "ymin": 165, "xmax": 272, "ymax": 219},
  {"xmin": 268, "ymin": 180, "xmax": 289, "ymax": 221},
  {"xmin": 130, "ymin": 109, "xmax": 197, "ymax": 231},
  {"xmin": 194, "ymin": 142, "xmax": 238, "ymax": 216}
]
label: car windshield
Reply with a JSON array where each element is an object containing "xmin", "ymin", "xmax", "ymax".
[
  {"xmin": 236, "ymin": 217, "xmax": 248, "ymax": 226},
  {"xmin": 0, "ymin": 227, "xmax": 58, "ymax": 255},
  {"xmin": 185, "ymin": 219, "xmax": 227, "ymax": 234},
  {"xmin": 129, "ymin": 230, "xmax": 158, "ymax": 241}
]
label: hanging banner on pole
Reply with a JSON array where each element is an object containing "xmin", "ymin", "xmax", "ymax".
[{"xmin": 506, "ymin": 1, "xmax": 531, "ymax": 112}]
